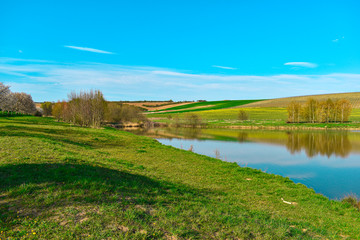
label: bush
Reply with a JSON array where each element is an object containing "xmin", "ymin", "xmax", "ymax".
[
  {"xmin": 238, "ymin": 109, "xmax": 249, "ymax": 120},
  {"xmin": 184, "ymin": 113, "xmax": 203, "ymax": 128},
  {"xmin": 41, "ymin": 102, "xmax": 53, "ymax": 116},
  {"xmin": 106, "ymin": 103, "xmax": 147, "ymax": 123}
]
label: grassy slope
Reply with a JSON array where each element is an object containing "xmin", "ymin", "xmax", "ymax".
[
  {"xmin": 1, "ymin": 117, "xmax": 360, "ymax": 239},
  {"xmin": 241, "ymin": 92, "xmax": 360, "ymax": 108},
  {"xmin": 149, "ymin": 100, "xmax": 263, "ymax": 114}
]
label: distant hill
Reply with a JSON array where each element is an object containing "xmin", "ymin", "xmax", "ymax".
[{"xmin": 240, "ymin": 92, "xmax": 360, "ymax": 109}]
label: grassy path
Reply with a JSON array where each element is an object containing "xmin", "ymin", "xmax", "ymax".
[{"xmin": 1, "ymin": 116, "xmax": 360, "ymax": 239}]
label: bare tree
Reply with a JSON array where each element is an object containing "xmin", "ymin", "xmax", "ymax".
[
  {"xmin": 301, "ymin": 98, "xmax": 318, "ymax": 123},
  {"xmin": 66, "ymin": 90, "xmax": 108, "ymax": 128},
  {"xmin": 287, "ymin": 101, "xmax": 301, "ymax": 123},
  {"xmin": 335, "ymin": 99, "xmax": 352, "ymax": 123}
]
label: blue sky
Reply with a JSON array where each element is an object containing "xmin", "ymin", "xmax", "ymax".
[{"xmin": 1, "ymin": 0, "xmax": 360, "ymax": 101}]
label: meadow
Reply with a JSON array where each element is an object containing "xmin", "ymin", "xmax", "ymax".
[
  {"xmin": 148, "ymin": 107, "xmax": 360, "ymax": 128},
  {"xmin": 1, "ymin": 116, "xmax": 360, "ymax": 239}
]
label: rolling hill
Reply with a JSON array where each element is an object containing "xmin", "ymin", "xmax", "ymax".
[{"xmin": 240, "ymin": 92, "xmax": 360, "ymax": 108}]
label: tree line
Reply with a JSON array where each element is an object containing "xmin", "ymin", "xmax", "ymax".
[
  {"xmin": 0, "ymin": 82, "xmax": 36, "ymax": 115},
  {"xmin": 287, "ymin": 98, "xmax": 352, "ymax": 123},
  {"xmin": 46, "ymin": 90, "xmax": 147, "ymax": 128}
]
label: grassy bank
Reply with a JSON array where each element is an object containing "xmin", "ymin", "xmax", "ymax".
[{"xmin": 1, "ymin": 116, "xmax": 360, "ymax": 239}]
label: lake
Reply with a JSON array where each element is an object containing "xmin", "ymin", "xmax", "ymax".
[{"xmin": 127, "ymin": 127, "xmax": 360, "ymax": 200}]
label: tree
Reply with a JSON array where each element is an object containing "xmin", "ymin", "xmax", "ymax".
[
  {"xmin": 335, "ymin": 99, "xmax": 352, "ymax": 123},
  {"xmin": 287, "ymin": 101, "xmax": 301, "ymax": 123},
  {"xmin": 184, "ymin": 113, "xmax": 202, "ymax": 128},
  {"xmin": 0, "ymin": 83, "xmax": 14, "ymax": 112},
  {"xmin": 106, "ymin": 103, "xmax": 146, "ymax": 123},
  {"xmin": 324, "ymin": 98, "xmax": 335, "ymax": 123},
  {"xmin": 238, "ymin": 109, "xmax": 249, "ymax": 121},
  {"xmin": 66, "ymin": 90, "xmax": 108, "ymax": 128},
  {"xmin": 41, "ymin": 102, "xmax": 53, "ymax": 116},
  {"xmin": 301, "ymin": 98, "xmax": 318, "ymax": 123},
  {"xmin": 13, "ymin": 92, "xmax": 36, "ymax": 114}
]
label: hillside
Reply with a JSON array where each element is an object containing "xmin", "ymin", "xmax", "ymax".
[
  {"xmin": 2, "ymin": 116, "xmax": 360, "ymax": 238},
  {"xmin": 240, "ymin": 92, "xmax": 360, "ymax": 108}
]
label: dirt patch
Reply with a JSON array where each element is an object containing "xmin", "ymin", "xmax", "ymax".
[{"xmin": 124, "ymin": 102, "xmax": 195, "ymax": 111}]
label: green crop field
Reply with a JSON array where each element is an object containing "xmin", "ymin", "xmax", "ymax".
[
  {"xmin": 2, "ymin": 116, "xmax": 360, "ymax": 239},
  {"xmin": 149, "ymin": 100, "xmax": 263, "ymax": 113}
]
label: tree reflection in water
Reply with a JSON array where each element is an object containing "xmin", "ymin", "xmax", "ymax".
[{"xmin": 286, "ymin": 131, "xmax": 352, "ymax": 158}]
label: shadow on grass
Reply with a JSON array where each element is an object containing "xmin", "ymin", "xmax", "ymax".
[{"xmin": 0, "ymin": 163, "xmax": 207, "ymax": 221}]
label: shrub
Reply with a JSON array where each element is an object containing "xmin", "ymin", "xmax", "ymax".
[
  {"xmin": 184, "ymin": 113, "xmax": 202, "ymax": 128},
  {"xmin": 238, "ymin": 109, "xmax": 249, "ymax": 121},
  {"xmin": 106, "ymin": 103, "xmax": 147, "ymax": 123},
  {"xmin": 41, "ymin": 102, "xmax": 53, "ymax": 116}
]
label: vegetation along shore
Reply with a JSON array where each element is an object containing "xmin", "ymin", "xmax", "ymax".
[{"xmin": 1, "ymin": 116, "xmax": 360, "ymax": 239}]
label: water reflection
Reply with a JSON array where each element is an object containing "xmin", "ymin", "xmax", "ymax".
[
  {"xmin": 128, "ymin": 127, "xmax": 355, "ymax": 158},
  {"xmin": 237, "ymin": 132, "xmax": 248, "ymax": 142},
  {"xmin": 126, "ymin": 127, "xmax": 360, "ymax": 199},
  {"xmin": 285, "ymin": 132, "xmax": 352, "ymax": 158}
]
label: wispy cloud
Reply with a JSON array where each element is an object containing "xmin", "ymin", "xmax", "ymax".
[
  {"xmin": 64, "ymin": 45, "xmax": 114, "ymax": 54},
  {"xmin": 1, "ymin": 58, "xmax": 360, "ymax": 102},
  {"xmin": 332, "ymin": 36, "xmax": 345, "ymax": 43},
  {"xmin": 212, "ymin": 65, "xmax": 237, "ymax": 70},
  {"xmin": 284, "ymin": 62, "xmax": 318, "ymax": 68}
]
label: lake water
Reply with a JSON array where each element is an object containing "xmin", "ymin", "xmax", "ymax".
[{"xmin": 127, "ymin": 127, "xmax": 360, "ymax": 200}]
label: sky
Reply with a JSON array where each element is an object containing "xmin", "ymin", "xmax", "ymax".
[{"xmin": 1, "ymin": 0, "xmax": 360, "ymax": 102}]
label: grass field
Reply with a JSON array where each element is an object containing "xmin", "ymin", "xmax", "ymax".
[
  {"xmin": 241, "ymin": 92, "xmax": 360, "ymax": 108},
  {"xmin": 149, "ymin": 107, "xmax": 360, "ymax": 128},
  {"xmin": 148, "ymin": 100, "xmax": 263, "ymax": 114},
  {"xmin": 1, "ymin": 116, "xmax": 360, "ymax": 239}
]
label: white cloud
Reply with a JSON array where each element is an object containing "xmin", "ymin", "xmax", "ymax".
[
  {"xmin": 212, "ymin": 65, "xmax": 237, "ymax": 70},
  {"xmin": 1, "ymin": 57, "xmax": 360, "ymax": 102},
  {"xmin": 284, "ymin": 62, "xmax": 318, "ymax": 68},
  {"xmin": 332, "ymin": 36, "xmax": 345, "ymax": 43},
  {"xmin": 64, "ymin": 45, "xmax": 114, "ymax": 54}
]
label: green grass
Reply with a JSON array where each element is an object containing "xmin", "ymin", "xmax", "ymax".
[
  {"xmin": 149, "ymin": 100, "xmax": 263, "ymax": 113},
  {"xmin": 1, "ymin": 116, "xmax": 360, "ymax": 239},
  {"xmin": 149, "ymin": 107, "xmax": 360, "ymax": 129}
]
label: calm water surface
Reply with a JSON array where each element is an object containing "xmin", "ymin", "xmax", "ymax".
[{"xmin": 128, "ymin": 128, "xmax": 360, "ymax": 199}]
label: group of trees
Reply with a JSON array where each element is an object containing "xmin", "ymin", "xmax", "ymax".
[
  {"xmin": 287, "ymin": 98, "xmax": 352, "ymax": 123},
  {"xmin": 51, "ymin": 90, "xmax": 147, "ymax": 128},
  {"xmin": 0, "ymin": 82, "xmax": 36, "ymax": 115}
]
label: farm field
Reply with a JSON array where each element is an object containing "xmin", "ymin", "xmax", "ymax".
[
  {"xmin": 2, "ymin": 116, "xmax": 360, "ymax": 239},
  {"xmin": 112, "ymin": 101, "xmax": 195, "ymax": 111},
  {"xmin": 241, "ymin": 92, "xmax": 360, "ymax": 108},
  {"xmin": 147, "ymin": 100, "xmax": 263, "ymax": 113}
]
